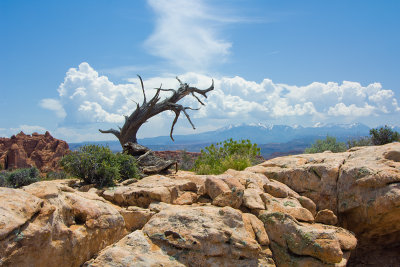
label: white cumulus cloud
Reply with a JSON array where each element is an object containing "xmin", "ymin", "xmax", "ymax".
[{"xmin": 40, "ymin": 62, "xmax": 400, "ymax": 140}]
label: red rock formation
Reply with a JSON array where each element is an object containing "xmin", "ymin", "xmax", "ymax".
[{"xmin": 0, "ymin": 131, "xmax": 69, "ymax": 172}]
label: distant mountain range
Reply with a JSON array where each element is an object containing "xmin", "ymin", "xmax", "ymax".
[{"xmin": 69, "ymin": 123, "xmax": 400, "ymax": 159}]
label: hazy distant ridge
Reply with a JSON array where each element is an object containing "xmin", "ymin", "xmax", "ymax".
[{"xmin": 69, "ymin": 123, "xmax": 398, "ymax": 158}]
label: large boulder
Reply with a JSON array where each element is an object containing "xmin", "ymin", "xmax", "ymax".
[
  {"xmin": 0, "ymin": 131, "xmax": 69, "ymax": 172},
  {"xmin": 0, "ymin": 180, "xmax": 125, "ymax": 267},
  {"xmin": 141, "ymin": 204, "xmax": 275, "ymax": 266},
  {"xmin": 102, "ymin": 175, "xmax": 198, "ymax": 207},
  {"xmin": 246, "ymin": 151, "xmax": 347, "ymax": 213},
  {"xmin": 84, "ymin": 230, "xmax": 186, "ymax": 267},
  {"xmin": 260, "ymin": 212, "xmax": 356, "ymax": 266},
  {"xmin": 248, "ymin": 142, "xmax": 400, "ymax": 265}
]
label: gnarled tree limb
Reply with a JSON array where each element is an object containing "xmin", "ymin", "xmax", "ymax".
[{"xmin": 99, "ymin": 75, "xmax": 214, "ymax": 146}]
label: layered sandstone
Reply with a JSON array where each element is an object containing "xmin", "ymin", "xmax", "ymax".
[{"xmin": 0, "ymin": 131, "xmax": 69, "ymax": 172}]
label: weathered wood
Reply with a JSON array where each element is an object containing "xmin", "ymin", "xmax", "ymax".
[{"xmin": 99, "ymin": 76, "xmax": 214, "ymax": 146}]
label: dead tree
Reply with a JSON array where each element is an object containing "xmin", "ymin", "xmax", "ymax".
[{"xmin": 99, "ymin": 76, "xmax": 214, "ymax": 146}]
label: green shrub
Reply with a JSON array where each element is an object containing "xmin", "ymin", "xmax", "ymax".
[
  {"xmin": 304, "ymin": 136, "xmax": 347, "ymax": 154},
  {"xmin": 369, "ymin": 125, "xmax": 400, "ymax": 145},
  {"xmin": 60, "ymin": 145, "xmax": 139, "ymax": 187},
  {"xmin": 179, "ymin": 150, "xmax": 196, "ymax": 171},
  {"xmin": 115, "ymin": 152, "xmax": 140, "ymax": 180},
  {"xmin": 0, "ymin": 171, "xmax": 8, "ymax": 187},
  {"xmin": 193, "ymin": 139, "xmax": 260, "ymax": 175},
  {"xmin": 346, "ymin": 136, "xmax": 372, "ymax": 149},
  {"xmin": 45, "ymin": 171, "xmax": 68, "ymax": 180},
  {"xmin": 6, "ymin": 167, "xmax": 40, "ymax": 188}
]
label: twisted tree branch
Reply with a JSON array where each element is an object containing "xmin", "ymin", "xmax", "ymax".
[{"xmin": 99, "ymin": 75, "xmax": 214, "ymax": 145}]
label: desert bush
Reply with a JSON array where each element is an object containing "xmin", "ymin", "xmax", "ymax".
[
  {"xmin": 0, "ymin": 171, "xmax": 8, "ymax": 187},
  {"xmin": 179, "ymin": 150, "xmax": 196, "ymax": 170},
  {"xmin": 304, "ymin": 136, "xmax": 347, "ymax": 154},
  {"xmin": 115, "ymin": 152, "xmax": 140, "ymax": 180},
  {"xmin": 6, "ymin": 167, "xmax": 40, "ymax": 188},
  {"xmin": 369, "ymin": 125, "xmax": 400, "ymax": 145},
  {"xmin": 60, "ymin": 144, "xmax": 139, "ymax": 187},
  {"xmin": 346, "ymin": 136, "xmax": 372, "ymax": 149},
  {"xmin": 193, "ymin": 139, "xmax": 260, "ymax": 175},
  {"xmin": 45, "ymin": 170, "xmax": 69, "ymax": 180}
]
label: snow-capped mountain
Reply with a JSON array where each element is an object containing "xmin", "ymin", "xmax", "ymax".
[
  {"xmin": 138, "ymin": 122, "xmax": 371, "ymax": 146},
  {"xmin": 69, "ymin": 123, "xmax": 396, "ymax": 158}
]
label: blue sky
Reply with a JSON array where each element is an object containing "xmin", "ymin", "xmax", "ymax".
[{"xmin": 1, "ymin": 0, "xmax": 399, "ymax": 142}]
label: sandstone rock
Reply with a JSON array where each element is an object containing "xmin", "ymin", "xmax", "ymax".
[
  {"xmin": 242, "ymin": 213, "xmax": 270, "ymax": 246},
  {"xmin": 250, "ymin": 153, "xmax": 347, "ymax": 212},
  {"xmin": 142, "ymin": 205, "xmax": 275, "ymax": 266},
  {"xmin": 270, "ymin": 242, "xmax": 351, "ymax": 267},
  {"xmin": 0, "ymin": 131, "xmax": 69, "ymax": 172},
  {"xmin": 263, "ymin": 179, "xmax": 299, "ymax": 199},
  {"xmin": 0, "ymin": 180, "xmax": 125, "ymax": 267},
  {"xmin": 242, "ymin": 188, "xmax": 265, "ymax": 210},
  {"xmin": 250, "ymin": 143, "xmax": 400, "ymax": 265},
  {"xmin": 170, "ymin": 171, "xmax": 207, "ymax": 195},
  {"xmin": 315, "ymin": 209, "xmax": 338, "ymax": 225},
  {"xmin": 260, "ymin": 212, "xmax": 356, "ymax": 265},
  {"xmin": 174, "ymin": 191, "xmax": 198, "ymax": 205},
  {"xmin": 297, "ymin": 195, "xmax": 317, "ymax": 216},
  {"xmin": 205, "ymin": 176, "xmax": 230, "ymax": 199},
  {"xmin": 225, "ymin": 169, "xmax": 269, "ymax": 190},
  {"xmin": 1, "ymin": 132, "xmax": 67, "ymax": 171},
  {"xmin": 6, "ymin": 143, "xmax": 29, "ymax": 169},
  {"xmin": 219, "ymin": 173, "xmax": 246, "ymax": 191},
  {"xmin": 205, "ymin": 176, "xmax": 243, "ymax": 208},
  {"xmin": 102, "ymin": 175, "xmax": 197, "ymax": 207},
  {"xmin": 119, "ymin": 206, "xmax": 155, "ymax": 231},
  {"xmin": 261, "ymin": 193, "xmax": 314, "ymax": 223},
  {"xmin": 337, "ymin": 143, "xmax": 400, "ymax": 250},
  {"xmin": 84, "ymin": 230, "xmax": 185, "ymax": 267},
  {"xmin": 212, "ymin": 190, "xmax": 243, "ymax": 209},
  {"xmin": 0, "ymin": 187, "xmax": 43, "ymax": 240}
]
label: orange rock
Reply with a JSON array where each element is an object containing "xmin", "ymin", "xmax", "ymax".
[{"xmin": 0, "ymin": 131, "xmax": 69, "ymax": 172}]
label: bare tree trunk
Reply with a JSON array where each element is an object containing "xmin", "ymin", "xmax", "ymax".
[{"xmin": 99, "ymin": 76, "xmax": 214, "ymax": 147}]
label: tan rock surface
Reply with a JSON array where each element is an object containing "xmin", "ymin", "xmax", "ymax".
[
  {"xmin": 247, "ymin": 152, "xmax": 347, "ymax": 213},
  {"xmin": 0, "ymin": 180, "xmax": 125, "ymax": 267},
  {"xmin": 119, "ymin": 206, "xmax": 155, "ymax": 231},
  {"xmin": 0, "ymin": 187, "xmax": 43, "ymax": 240},
  {"xmin": 84, "ymin": 230, "xmax": 185, "ymax": 267},
  {"xmin": 142, "ymin": 204, "xmax": 275, "ymax": 266},
  {"xmin": 261, "ymin": 193, "xmax": 314, "ymax": 223},
  {"xmin": 337, "ymin": 144, "xmax": 400, "ymax": 243},
  {"xmin": 249, "ymin": 142, "xmax": 400, "ymax": 264},
  {"xmin": 315, "ymin": 209, "xmax": 338, "ymax": 225},
  {"xmin": 260, "ymin": 212, "xmax": 356, "ymax": 265},
  {"xmin": 102, "ymin": 175, "xmax": 197, "ymax": 207}
]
